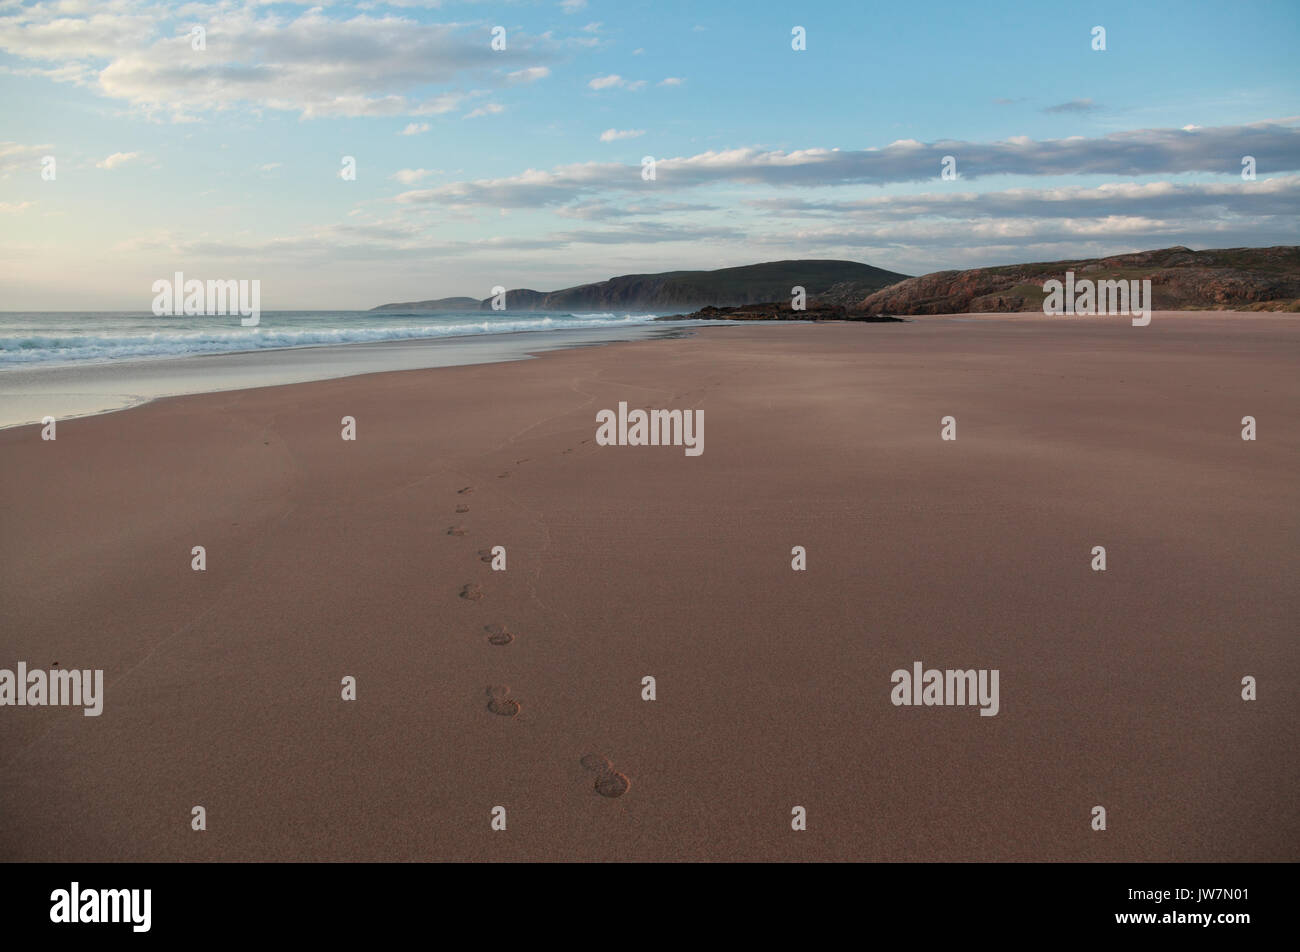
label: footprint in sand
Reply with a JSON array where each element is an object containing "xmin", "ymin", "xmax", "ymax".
[
  {"xmin": 455, "ymin": 504, "xmax": 470, "ymax": 513},
  {"xmin": 486, "ymin": 685, "xmax": 521, "ymax": 717},
  {"xmin": 459, "ymin": 583, "xmax": 484, "ymax": 601},
  {"xmin": 497, "ymin": 472, "xmax": 511, "ymax": 479},
  {"xmin": 476, "ymin": 548, "xmax": 494, "ymax": 563},
  {"xmin": 595, "ymin": 772, "xmax": 631, "ymax": 798},
  {"xmin": 580, "ymin": 753, "xmax": 631, "ymax": 798},
  {"xmin": 457, "ymin": 486, "xmax": 473, "ymax": 495},
  {"xmin": 447, "ymin": 526, "xmax": 468, "ymax": 537},
  {"xmin": 484, "ymin": 623, "xmax": 514, "ymax": 646}
]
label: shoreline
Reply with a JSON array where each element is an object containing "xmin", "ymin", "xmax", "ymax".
[
  {"xmin": 2, "ymin": 313, "xmax": 1295, "ymax": 861},
  {"xmin": 5, "ymin": 308, "xmax": 1291, "ymax": 431},
  {"xmin": 0, "ymin": 321, "xmax": 701, "ymax": 430}
]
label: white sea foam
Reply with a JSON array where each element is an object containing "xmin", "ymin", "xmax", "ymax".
[{"xmin": 0, "ymin": 312, "xmax": 662, "ymax": 368}]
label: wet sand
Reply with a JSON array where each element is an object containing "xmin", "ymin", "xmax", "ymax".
[
  {"xmin": 0, "ymin": 323, "xmax": 683, "ymax": 429},
  {"xmin": 1, "ymin": 313, "xmax": 1296, "ymax": 861}
]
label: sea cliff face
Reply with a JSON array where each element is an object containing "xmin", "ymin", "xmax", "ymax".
[{"xmin": 856, "ymin": 246, "xmax": 1300, "ymax": 314}]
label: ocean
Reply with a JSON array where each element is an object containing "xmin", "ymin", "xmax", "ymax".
[
  {"xmin": 0, "ymin": 310, "xmax": 692, "ymax": 428},
  {"xmin": 0, "ymin": 310, "xmax": 664, "ymax": 369}
]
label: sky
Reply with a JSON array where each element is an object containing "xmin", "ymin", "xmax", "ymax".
[{"xmin": 1, "ymin": 0, "xmax": 1298, "ymax": 310}]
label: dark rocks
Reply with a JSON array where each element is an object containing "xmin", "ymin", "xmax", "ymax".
[{"xmin": 658, "ymin": 303, "xmax": 905, "ymax": 322}]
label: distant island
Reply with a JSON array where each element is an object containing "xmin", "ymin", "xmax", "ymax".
[
  {"xmin": 373, "ymin": 296, "xmax": 482, "ymax": 312},
  {"xmin": 370, "ymin": 260, "xmax": 909, "ymax": 312}
]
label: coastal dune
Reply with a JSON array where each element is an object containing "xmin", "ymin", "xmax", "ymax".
[{"xmin": 1, "ymin": 313, "xmax": 1296, "ymax": 861}]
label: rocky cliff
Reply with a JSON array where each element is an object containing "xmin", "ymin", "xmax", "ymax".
[{"xmin": 856, "ymin": 246, "xmax": 1300, "ymax": 314}]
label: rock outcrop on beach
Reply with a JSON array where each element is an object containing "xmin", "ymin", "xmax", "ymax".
[
  {"xmin": 372, "ymin": 260, "xmax": 909, "ymax": 312},
  {"xmin": 856, "ymin": 246, "xmax": 1300, "ymax": 315},
  {"xmin": 658, "ymin": 303, "xmax": 904, "ymax": 322},
  {"xmin": 812, "ymin": 279, "xmax": 897, "ymax": 307}
]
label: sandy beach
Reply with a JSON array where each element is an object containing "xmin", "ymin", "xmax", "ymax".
[{"xmin": 1, "ymin": 313, "xmax": 1296, "ymax": 862}]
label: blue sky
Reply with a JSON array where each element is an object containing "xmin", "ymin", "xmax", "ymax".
[{"xmin": 1, "ymin": 0, "xmax": 1298, "ymax": 309}]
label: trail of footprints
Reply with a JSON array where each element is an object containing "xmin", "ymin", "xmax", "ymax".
[{"xmin": 452, "ymin": 444, "xmax": 629, "ymax": 802}]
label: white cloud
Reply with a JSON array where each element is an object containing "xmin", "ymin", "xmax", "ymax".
[
  {"xmin": 96, "ymin": 151, "xmax": 139, "ymax": 170},
  {"xmin": 600, "ymin": 128, "xmax": 645, "ymax": 142},
  {"xmin": 659, "ymin": 77, "xmax": 684, "ymax": 86},
  {"xmin": 391, "ymin": 168, "xmax": 440, "ymax": 185},
  {"xmin": 400, "ymin": 122, "xmax": 430, "ymax": 136},
  {"xmin": 390, "ymin": 122, "xmax": 1300, "ymax": 209},
  {"xmin": 0, "ymin": 4, "xmax": 558, "ymax": 120},
  {"xmin": 259, "ymin": 162, "xmax": 282, "ymax": 171},
  {"xmin": 588, "ymin": 74, "xmax": 646, "ymax": 91},
  {"xmin": 0, "ymin": 142, "xmax": 52, "ymax": 177},
  {"xmin": 560, "ymin": 0, "xmax": 587, "ymax": 12},
  {"xmin": 506, "ymin": 66, "xmax": 550, "ymax": 85},
  {"xmin": 748, "ymin": 176, "xmax": 1300, "ymax": 222},
  {"xmin": 464, "ymin": 103, "xmax": 504, "ymax": 119}
]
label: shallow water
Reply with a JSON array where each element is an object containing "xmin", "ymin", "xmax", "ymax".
[
  {"xmin": 0, "ymin": 322, "xmax": 698, "ymax": 428},
  {"xmin": 0, "ymin": 309, "xmax": 667, "ymax": 369}
]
